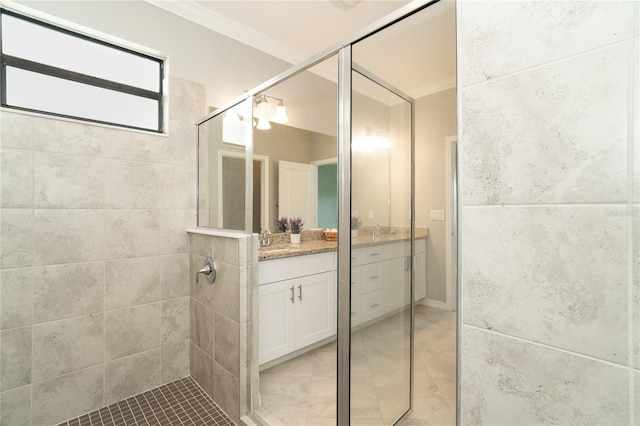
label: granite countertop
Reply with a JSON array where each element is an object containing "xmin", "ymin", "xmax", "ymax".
[{"xmin": 258, "ymin": 227, "xmax": 428, "ymax": 261}]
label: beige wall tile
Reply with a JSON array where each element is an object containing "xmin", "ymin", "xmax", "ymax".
[
  {"xmin": 215, "ymin": 312, "xmax": 239, "ymax": 379},
  {"xmin": 159, "ymin": 164, "xmax": 197, "ymax": 210},
  {"xmin": 32, "ymin": 365, "xmax": 103, "ymax": 426},
  {"xmin": 105, "ymin": 303, "xmax": 160, "ymax": 361},
  {"xmin": 105, "ymin": 159, "xmax": 160, "ymax": 209},
  {"xmin": 160, "ymin": 254, "xmax": 189, "ymax": 300},
  {"xmin": 0, "ymin": 385, "xmax": 31, "ymax": 426},
  {"xmin": 213, "ymin": 236, "xmax": 239, "ymax": 266},
  {"xmin": 0, "ymin": 327, "xmax": 31, "ymax": 391},
  {"xmin": 161, "ymin": 340, "xmax": 189, "ymax": 384},
  {"xmin": 0, "ymin": 209, "xmax": 33, "ymax": 269},
  {"xmin": 213, "ymin": 262, "xmax": 239, "ymax": 322},
  {"xmin": 459, "ymin": 1, "xmax": 634, "ymax": 86},
  {"xmin": 34, "ymin": 262, "xmax": 104, "ymax": 323},
  {"xmin": 105, "ymin": 257, "xmax": 160, "ymax": 310},
  {"xmin": 161, "ymin": 297, "xmax": 189, "ymax": 345},
  {"xmin": 33, "ymin": 118, "xmax": 104, "ymax": 157},
  {"xmin": 190, "ymin": 342, "xmax": 214, "ymax": 398},
  {"xmin": 1, "ymin": 268, "xmax": 33, "ymax": 330},
  {"xmin": 213, "ymin": 361, "xmax": 239, "ymax": 424},
  {"xmin": 0, "ymin": 148, "xmax": 33, "ymax": 208},
  {"xmin": 104, "ymin": 349, "xmax": 161, "ymax": 405},
  {"xmin": 32, "ymin": 314, "xmax": 104, "ymax": 382},
  {"xmin": 462, "ymin": 43, "xmax": 628, "ymax": 206},
  {"xmin": 191, "ymin": 298, "xmax": 214, "ymax": 357},
  {"xmin": 0, "ymin": 113, "xmax": 33, "ymax": 149},
  {"xmin": 34, "ymin": 151, "xmax": 105, "ymax": 209},
  {"xmin": 463, "ymin": 205, "xmax": 627, "ymax": 364},
  {"xmin": 33, "ymin": 209, "xmax": 104, "ymax": 266},
  {"xmin": 104, "ymin": 209, "xmax": 191, "ymax": 259},
  {"xmin": 460, "ymin": 326, "xmax": 629, "ymax": 425}
]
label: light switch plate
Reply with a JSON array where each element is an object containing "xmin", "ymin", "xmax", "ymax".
[
  {"xmin": 368, "ymin": 210, "xmax": 374, "ymax": 219},
  {"xmin": 430, "ymin": 209, "xmax": 445, "ymax": 221}
]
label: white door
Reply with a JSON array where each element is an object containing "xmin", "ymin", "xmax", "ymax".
[
  {"xmin": 259, "ymin": 280, "xmax": 295, "ymax": 364},
  {"xmin": 278, "ymin": 160, "xmax": 317, "ymax": 228},
  {"xmin": 294, "ymin": 272, "xmax": 335, "ymax": 348}
]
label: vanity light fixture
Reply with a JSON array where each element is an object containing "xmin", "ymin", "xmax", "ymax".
[
  {"xmin": 254, "ymin": 94, "xmax": 289, "ymax": 129},
  {"xmin": 353, "ymin": 127, "xmax": 390, "ymax": 152},
  {"xmin": 274, "ymin": 99, "xmax": 289, "ymax": 123}
]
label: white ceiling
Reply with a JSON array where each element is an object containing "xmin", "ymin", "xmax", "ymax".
[{"xmin": 147, "ymin": 0, "xmax": 456, "ymax": 98}]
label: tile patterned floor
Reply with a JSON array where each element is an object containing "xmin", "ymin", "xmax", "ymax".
[
  {"xmin": 254, "ymin": 305, "xmax": 456, "ymax": 426},
  {"xmin": 57, "ymin": 376, "xmax": 235, "ymax": 426}
]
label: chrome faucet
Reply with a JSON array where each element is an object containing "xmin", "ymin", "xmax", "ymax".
[
  {"xmin": 260, "ymin": 229, "xmax": 272, "ymax": 247},
  {"xmin": 373, "ymin": 223, "xmax": 382, "ymax": 240}
]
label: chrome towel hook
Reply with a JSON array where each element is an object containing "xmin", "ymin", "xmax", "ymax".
[{"xmin": 197, "ymin": 257, "xmax": 217, "ymax": 284}]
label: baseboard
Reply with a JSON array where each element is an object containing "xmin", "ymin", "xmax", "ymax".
[{"xmin": 420, "ymin": 298, "xmax": 449, "ymax": 310}]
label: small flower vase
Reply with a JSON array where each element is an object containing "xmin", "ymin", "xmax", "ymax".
[
  {"xmin": 352, "ymin": 229, "xmax": 359, "ymax": 239},
  {"xmin": 290, "ymin": 233, "xmax": 301, "ymax": 244}
]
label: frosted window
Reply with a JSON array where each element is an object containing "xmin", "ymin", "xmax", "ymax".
[
  {"xmin": 6, "ymin": 67, "xmax": 159, "ymax": 130},
  {"xmin": 0, "ymin": 9, "xmax": 164, "ymax": 132},
  {"xmin": 1, "ymin": 14, "xmax": 160, "ymax": 91}
]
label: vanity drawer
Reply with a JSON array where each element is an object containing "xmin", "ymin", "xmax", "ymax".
[
  {"xmin": 361, "ymin": 263, "xmax": 383, "ymax": 293},
  {"xmin": 361, "ymin": 245, "xmax": 385, "ymax": 263},
  {"xmin": 361, "ymin": 290, "xmax": 383, "ymax": 323}
]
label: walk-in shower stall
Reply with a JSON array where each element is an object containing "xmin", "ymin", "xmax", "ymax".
[{"xmin": 196, "ymin": 2, "xmax": 443, "ymax": 424}]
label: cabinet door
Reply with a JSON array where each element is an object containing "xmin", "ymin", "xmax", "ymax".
[
  {"xmin": 414, "ymin": 252, "xmax": 427, "ymax": 301},
  {"xmin": 259, "ymin": 280, "xmax": 295, "ymax": 364},
  {"xmin": 294, "ymin": 271, "xmax": 335, "ymax": 349},
  {"xmin": 383, "ymin": 257, "xmax": 407, "ymax": 313}
]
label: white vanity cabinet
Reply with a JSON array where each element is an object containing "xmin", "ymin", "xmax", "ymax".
[
  {"xmin": 258, "ymin": 252, "xmax": 336, "ymax": 365},
  {"xmin": 351, "ymin": 238, "xmax": 427, "ymax": 325}
]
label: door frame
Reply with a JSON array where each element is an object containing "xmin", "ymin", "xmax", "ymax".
[{"xmin": 217, "ymin": 150, "xmax": 270, "ymax": 231}]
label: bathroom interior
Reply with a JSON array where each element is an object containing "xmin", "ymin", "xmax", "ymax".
[{"xmin": 1, "ymin": 0, "xmax": 638, "ymax": 425}]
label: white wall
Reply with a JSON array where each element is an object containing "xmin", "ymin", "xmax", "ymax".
[{"xmin": 458, "ymin": 1, "xmax": 639, "ymax": 423}]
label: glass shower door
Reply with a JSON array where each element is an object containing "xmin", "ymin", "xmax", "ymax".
[{"xmin": 350, "ymin": 66, "xmax": 414, "ymax": 424}]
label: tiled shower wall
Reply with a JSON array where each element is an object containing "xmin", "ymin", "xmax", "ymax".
[
  {"xmin": 0, "ymin": 76, "xmax": 204, "ymax": 425},
  {"xmin": 459, "ymin": 2, "xmax": 639, "ymax": 424},
  {"xmin": 188, "ymin": 231, "xmax": 258, "ymax": 426}
]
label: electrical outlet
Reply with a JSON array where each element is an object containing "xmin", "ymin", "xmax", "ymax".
[{"xmin": 430, "ymin": 210, "xmax": 445, "ymax": 221}]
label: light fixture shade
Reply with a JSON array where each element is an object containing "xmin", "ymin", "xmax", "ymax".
[
  {"xmin": 256, "ymin": 118, "xmax": 271, "ymax": 130},
  {"xmin": 255, "ymin": 96, "xmax": 270, "ymax": 120},
  {"xmin": 223, "ymin": 111, "xmax": 242, "ymax": 124},
  {"xmin": 273, "ymin": 100, "xmax": 289, "ymax": 123}
]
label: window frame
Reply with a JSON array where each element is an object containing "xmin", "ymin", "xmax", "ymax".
[{"xmin": 0, "ymin": 8, "xmax": 165, "ymax": 133}]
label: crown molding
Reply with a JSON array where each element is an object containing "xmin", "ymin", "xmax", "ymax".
[
  {"xmin": 411, "ymin": 75, "xmax": 456, "ymax": 99},
  {"xmin": 144, "ymin": 0, "xmax": 307, "ymax": 66}
]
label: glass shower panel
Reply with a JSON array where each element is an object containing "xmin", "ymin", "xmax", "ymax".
[
  {"xmin": 350, "ymin": 69, "xmax": 413, "ymax": 424},
  {"xmin": 251, "ymin": 53, "xmax": 339, "ymax": 426},
  {"xmin": 197, "ymin": 101, "xmax": 251, "ymax": 230}
]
